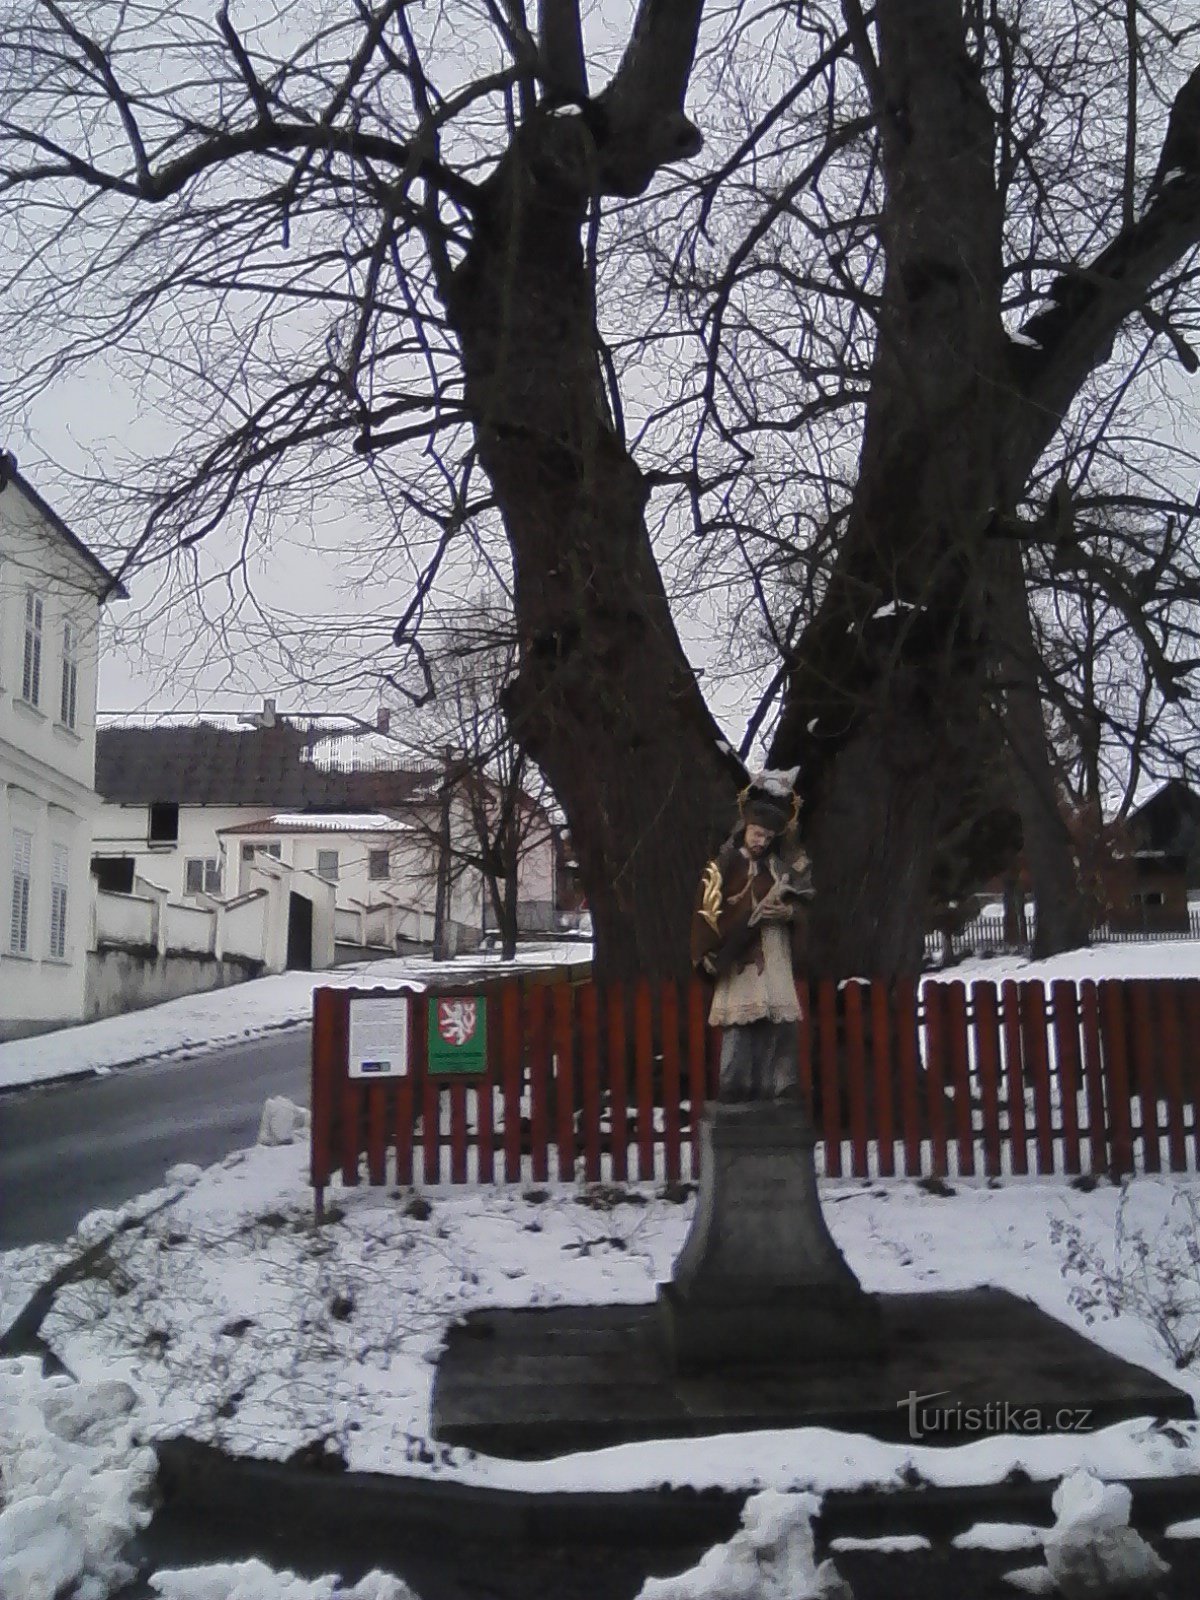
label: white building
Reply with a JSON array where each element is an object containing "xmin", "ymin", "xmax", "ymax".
[
  {"xmin": 0, "ymin": 454, "xmax": 124, "ymax": 1039},
  {"xmin": 91, "ymin": 708, "xmax": 556, "ymax": 962},
  {"xmin": 218, "ymin": 812, "xmax": 444, "ymax": 952}
]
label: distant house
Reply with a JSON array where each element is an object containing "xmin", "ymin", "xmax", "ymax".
[
  {"xmin": 92, "ymin": 704, "xmax": 557, "ymax": 962},
  {"xmin": 217, "ymin": 811, "xmax": 439, "ymax": 955},
  {"xmin": 1104, "ymin": 779, "xmax": 1200, "ymax": 933},
  {"xmin": 0, "ymin": 453, "xmax": 125, "ymax": 1039}
]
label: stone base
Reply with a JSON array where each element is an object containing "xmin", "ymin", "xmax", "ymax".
[
  {"xmin": 660, "ymin": 1099, "xmax": 879, "ymax": 1372},
  {"xmin": 431, "ymin": 1291, "xmax": 1195, "ymax": 1460},
  {"xmin": 658, "ymin": 1279, "xmax": 883, "ymax": 1371}
]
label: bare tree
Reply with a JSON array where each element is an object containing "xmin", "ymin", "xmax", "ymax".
[
  {"xmin": 3, "ymin": 1, "xmax": 1200, "ymax": 980},
  {"xmin": 641, "ymin": 0, "xmax": 1200, "ymax": 971},
  {"xmin": 0, "ymin": 0, "xmax": 742, "ymax": 982},
  {"xmin": 395, "ymin": 593, "xmax": 559, "ymax": 961}
]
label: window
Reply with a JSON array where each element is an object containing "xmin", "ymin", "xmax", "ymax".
[
  {"xmin": 49, "ymin": 844, "xmax": 68, "ymax": 958},
  {"xmin": 1134, "ymin": 890, "xmax": 1165, "ymax": 908},
  {"xmin": 185, "ymin": 857, "xmax": 221, "ymax": 895},
  {"xmin": 60, "ymin": 621, "xmax": 78, "ymax": 729},
  {"xmin": 22, "ymin": 589, "xmax": 43, "ymax": 705},
  {"xmin": 368, "ymin": 847, "xmax": 390, "ymax": 881},
  {"xmin": 91, "ymin": 856, "xmax": 134, "ymax": 894},
  {"xmin": 317, "ymin": 849, "xmax": 339, "ymax": 882},
  {"xmin": 10, "ymin": 829, "xmax": 31, "ymax": 954},
  {"xmin": 148, "ymin": 802, "xmax": 179, "ymax": 843},
  {"xmin": 241, "ymin": 841, "xmax": 281, "ymax": 862}
]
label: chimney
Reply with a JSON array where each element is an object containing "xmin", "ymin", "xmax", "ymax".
[
  {"xmin": 261, "ymin": 696, "xmax": 277, "ymax": 729},
  {"xmin": 376, "ymin": 704, "xmax": 391, "ymax": 735}
]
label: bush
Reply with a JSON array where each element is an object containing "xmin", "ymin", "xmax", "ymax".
[{"xmin": 1051, "ymin": 1183, "xmax": 1200, "ymax": 1369}]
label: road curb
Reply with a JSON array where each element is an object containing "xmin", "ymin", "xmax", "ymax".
[{"xmin": 0, "ymin": 1019, "xmax": 310, "ymax": 1097}]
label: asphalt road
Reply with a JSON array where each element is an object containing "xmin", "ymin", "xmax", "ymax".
[{"xmin": 0, "ymin": 1026, "xmax": 311, "ymax": 1248}]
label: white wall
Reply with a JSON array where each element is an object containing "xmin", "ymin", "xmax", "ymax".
[
  {"xmin": 0, "ymin": 482, "xmax": 102, "ymax": 797},
  {"xmin": 93, "ymin": 802, "xmax": 277, "ymax": 899},
  {"xmin": 94, "ymin": 887, "xmax": 157, "ymax": 949},
  {"xmin": 85, "ymin": 946, "xmax": 263, "ymax": 1022},
  {"xmin": 0, "ymin": 477, "xmax": 109, "ymax": 1035}
]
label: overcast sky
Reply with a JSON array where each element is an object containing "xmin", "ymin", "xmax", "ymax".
[{"xmin": 0, "ymin": 1, "xmax": 768, "ymax": 755}]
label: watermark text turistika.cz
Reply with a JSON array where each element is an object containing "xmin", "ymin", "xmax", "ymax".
[{"xmin": 900, "ymin": 1390, "xmax": 1094, "ymax": 1441}]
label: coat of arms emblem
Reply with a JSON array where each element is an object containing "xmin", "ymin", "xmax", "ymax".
[{"xmin": 438, "ymin": 998, "xmax": 477, "ymax": 1047}]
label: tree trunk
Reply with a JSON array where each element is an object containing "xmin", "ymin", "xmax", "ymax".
[
  {"xmin": 1002, "ymin": 869, "xmax": 1028, "ymax": 948},
  {"xmin": 501, "ymin": 857, "xmax": 520, "ymax": 963},
  {"xmin": 771, "ymin": 0, "xmax": 1004, "ymax": 979},
  {"xmin": 990, "ymin": 547, "xmax": 1093, "ymax": 957},
  {"xmin": 445, "ymin": 119, "xmax": 737, "ymax": 982}
]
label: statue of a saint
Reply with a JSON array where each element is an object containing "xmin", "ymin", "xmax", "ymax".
[{"xmin": 690, "ymin": 767, "xmax": 813, "ymax": 1102}]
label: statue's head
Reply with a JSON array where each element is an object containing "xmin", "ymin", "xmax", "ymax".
[{"xmin": 736, "ymin": 767, "xmax": 800, "ymax": 853}]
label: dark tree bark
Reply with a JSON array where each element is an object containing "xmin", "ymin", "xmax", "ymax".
[
  {"xmin": 770, "ymin": 0, "xmax": 1004, "ymax": 978},
  {"xmin": 991, "ymin": 543, "xmax": 1092, "ymax": 955},
  {"xmin": 771, "ymin": 3, "xmax": 1200, "ymax": 977},
  {"xmin": 442, "ymin": 12, "xmax": 741, "ymax": 982},
  {"xmin": 500, "ymin": 851, "xmax": 520, "ymax": 963}
]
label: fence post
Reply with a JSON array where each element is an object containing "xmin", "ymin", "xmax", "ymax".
[{"xmin": 1100, "ymin": 981, "xmax": 1135, "ymax": 1178}]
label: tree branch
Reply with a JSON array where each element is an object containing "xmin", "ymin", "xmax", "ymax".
[{"xmin": 538, "ymin": 0, "xmax": 589, "ymax": 101}]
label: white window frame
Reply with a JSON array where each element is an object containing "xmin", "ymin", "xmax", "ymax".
[
  {"xmin": 316, "ymin": 849, "xmax": 339, "ymax": 882},
  {"xmin": 10, "ymin": 829, "xmax": 32, "ymax": 954},
  {"xmin": 22, "ymin": 588, "xmax": 43, "ymax": 705},
  {"xmin": 241, "ymin": 840, "xmax": 282, "ymax": 862},
  {"xmin": 49, "ymin": 843, "xmax": 68, "ymax": 959},
  {"xmin": 60, "ymin": 620, "xmax": 79, "ymax": 729},
  {"xmin": 185, "ymin": 857, "xmax": 222, "ymax": 895}
]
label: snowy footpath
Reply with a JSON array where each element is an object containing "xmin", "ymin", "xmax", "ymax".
[
  {"xmin": 6, "ymin": 1125, "xmax": 1200, "ymax": 1597},
  {"xmin": 0, "ymin": 943, "xmax": 590, "ymax": 1094}
]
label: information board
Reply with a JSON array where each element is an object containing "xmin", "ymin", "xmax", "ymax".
[
  {"xmin": 347, "ymin": 995, "xmax": 411, "ymax": 1079},
  {"xmin": 427, "ymin": 995, "xmax": 487, "ymax": 1076}
]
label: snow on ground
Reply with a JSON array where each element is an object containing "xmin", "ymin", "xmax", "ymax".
[
  {"xmin": 953, "ymin": 1523, "xmax": 1048, "ymax": 1552},
  {"xmin": 8, "ymin": 1140, "xmax": 1200, "ymax": 1500},
  {"xmin": 635, "ymin": 1490, "xmax": 848, "ymax": 1600},
  {"xmin": 927, "ymin": 938, "xmax": 1200, "ymax": 986},
  {"xmin": 148, "ymin": 1562, "xmax": 418, "ymax": 1600},
  {"xmin": 0, "ymin": 943, "xmax": 591, "ymax": 1094},
  {"xmin": 0, "ymin": 1356, "xmax": 418, "ymax": 1600},
  {"xmin": 0, "ymin": 1356, "xmax": 157, "ymax": 1600}
]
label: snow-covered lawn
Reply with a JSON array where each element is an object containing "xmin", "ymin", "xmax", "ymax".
[
  {"xmin": 0, "ymin": 943, "xmax": 591, "ymax": 1094},
  {"xmin": 9, "ymin": 1141, "xmax": 1199, "ymax": 1498},
  {"xmin": 6, "ymin": 1132, "xmax": 1200, "ymax": 1597},
  {"xmin": 929, "ymin": 938, "xmax": 1200, "ymax": 986}
]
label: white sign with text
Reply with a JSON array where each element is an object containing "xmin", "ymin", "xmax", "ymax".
[{"xmin": 347, "ymin": 995, "xmax": 411, "ymax": 1079}]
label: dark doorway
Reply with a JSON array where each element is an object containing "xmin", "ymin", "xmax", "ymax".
[{"xmin": 286, "ymin": 892, "xmax": 314, "ymax": 970}]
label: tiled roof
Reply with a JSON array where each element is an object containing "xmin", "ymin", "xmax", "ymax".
[
  {"xmin": 95, "ymin": 717, "xmax": 439, "ymax": 808},
  {"xmin": 220, "ymin": 813, "xmax": 417, "ymax": 835}
]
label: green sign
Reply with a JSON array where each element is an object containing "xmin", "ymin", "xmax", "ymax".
[{"xmin": 427, "ymin": 995, "xmax": 487, "ymax": 1076}]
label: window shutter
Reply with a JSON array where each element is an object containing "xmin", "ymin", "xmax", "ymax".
[
  {"xmin": 49, "ymin": 844, "xmax": 68, "ymax": 958},
  {"xmin": 10, "ymin": 829, "xmax": 32, "ymax": 953}
]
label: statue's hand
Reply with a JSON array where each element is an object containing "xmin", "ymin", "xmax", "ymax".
[{"xmin": 754, "ymin": 897, "xmax": 792, "ymax": 923}]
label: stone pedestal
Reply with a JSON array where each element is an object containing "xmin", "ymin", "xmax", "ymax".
[{"xmin": 658, "ymin": 1101, "xmax": 882, "ymax": 1372}]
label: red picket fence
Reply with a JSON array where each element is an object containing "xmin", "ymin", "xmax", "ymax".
[{"xmin": 309, "ymin": 975, "xmax": 1200, "ymax": 1208}]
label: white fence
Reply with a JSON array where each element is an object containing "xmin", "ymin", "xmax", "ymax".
[
  {"xmin": 165, "ymin": 900, "xmax": 216, "ymax": 956},
  {"xmin": 94, "ymin": 889, "xmax": 157, "ymax": 950},
  {"xmin": 222, "ymin": 889, "xmax": 269, "ymax": 963}
]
